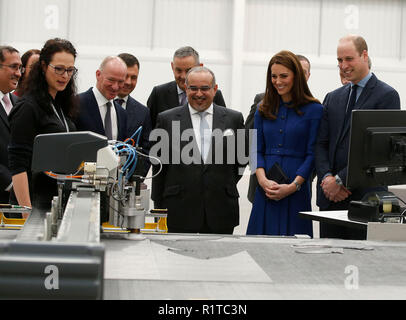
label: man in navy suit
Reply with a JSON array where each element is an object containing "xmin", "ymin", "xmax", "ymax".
[
  {"xmin": 0, "ymin": 46, "xmax": 22, "ymax": 204},
  {"xmin": 147, "ymin": 46, "xmax": 226, "ymax": 129},
  {"xmin": 315, "ymin": 35, "xmax": 401, "ymax": 239},
  {"xmin": 76, "ymin": 56, "xmax": 128, "ymax": 141},
  {"xmin": 116, "ymin": 53, "xmax": 152, "ymax": 177}
]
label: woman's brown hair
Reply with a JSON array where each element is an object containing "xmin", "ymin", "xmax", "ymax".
[{"xmin": 259, "ymin": 50, "xmax": 319, "ymax": 120}]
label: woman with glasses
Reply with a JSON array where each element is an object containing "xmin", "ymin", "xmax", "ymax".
[
  {"xmin": 246, "ymin": 50, "xmax": 323, "ymax": 237},
  {"xmin": 8, "ymin": 38, "xmax": 78, "ymax": 215},
  {"xmin": 14, "ymin": 49, "xmax": 40, "ymax": 97}
]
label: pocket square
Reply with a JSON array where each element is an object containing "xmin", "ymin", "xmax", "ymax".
[{"xmin": 223, "ymin": 129, "xmax": 235, "ymax": 137}]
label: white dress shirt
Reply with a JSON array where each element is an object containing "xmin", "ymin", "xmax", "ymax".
[
  {"xmin": 93, "ymin": 87, "xmax": 118, "ymax": 140},
  {"xmin": 188, "ymin": 104, "xmax": 213, "ymax": 157}
]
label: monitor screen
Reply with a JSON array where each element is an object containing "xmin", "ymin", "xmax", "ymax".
[{"xmin": 347, "ymin": 110, "xmax": 406, "ymax": 189}]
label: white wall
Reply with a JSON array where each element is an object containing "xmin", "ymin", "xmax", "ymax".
[{"xmin": 1, "ymin": 0, "xmax": 406, "ymax": 119}]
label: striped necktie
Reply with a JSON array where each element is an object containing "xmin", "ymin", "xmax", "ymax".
[
  {"xmin": 2, "ymin": 94, "xmax": 12, "ymax": 115},
  {"xmin": 199, "ymin": 111, "xmax": 210, "ymax": 162}
]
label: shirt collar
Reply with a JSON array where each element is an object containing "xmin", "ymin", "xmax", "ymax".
[
  {"xmin": 352, "ymin": 72, "xmax": 372, "ymax": 89},
  {"xmin": 188, "ymin": 103, "xmax": 214, "ymax": 116},
  {"xmin": 93, "ymin": 86, "xmax": 111, "ymax": 107},
  {"xmin": 116, "ymin": 95, "xmax": 128, "ymax": 103},
  {"xmin": 176, "ymin": 84, "xmax": 185, "ymax": 95}
]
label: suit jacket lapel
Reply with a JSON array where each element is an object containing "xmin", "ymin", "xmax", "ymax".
[
  {"xmin": 0, "ymin": 93, "xmax": 14, "ymax": 129},
  {"xmin": 88, "ymin": 89, "xmax": 105, "ymax": 134},
  {"xmin": 339, "ymin": 74, "xmax": 377, "ymax": 142},
  {"xmin": 176, "ymin": 106, "xmax": 201, "ymax": 163},
  {"xmin": 168, "ymin": 81, "xmax": 181, "ymax": 109},
  {"xmin": 0, "ymin": 105, "xmax": 8, "ymax": 129},
  {"xmin": 206, "ymin": 104, "xmax": 226, "ymax": 167}
]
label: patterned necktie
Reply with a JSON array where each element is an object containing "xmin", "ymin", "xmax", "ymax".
[
  {"xmin": 104, "ymin": 101, "xmax": 113, "ymax": 140},
  {"xmin": 199, "ymin": 111, "xmax": 210, "ymax": 162},
  {"xmin": 345, "ymin": 84, "xmax": 358, "ymax": 123},
  {"xmin": 2, "ymin": 94, "xmax": 12, "ymax": 115},
  {"xmin": 115, "ymin": 98, "xmax": 125, "ymax": 107},
  {"xmin": 180, "ymin": 91, "xmax": 187, "ymax": 106}
]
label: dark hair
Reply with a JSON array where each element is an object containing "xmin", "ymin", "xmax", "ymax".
[
  {"xmin": 15, "ymin": 49, "xmax": 40, "ymax": 96},
  {"xmin": 25, "ymin": 38, "xmax": 78, "ymax": 118},
  {"xmin": 118, "ymin": 53, "xmax": 140, "ymax": 69},
  {"xmin": 0, "ymin": 46, "xmax": 19, "ymax": 63},
  {"xmin": 259, "ymin": 50, "xmax": 319, "ymax": 120},
  {"xmin": 296, "ymin": 54, "xmax": 311, "ymax": 73}
]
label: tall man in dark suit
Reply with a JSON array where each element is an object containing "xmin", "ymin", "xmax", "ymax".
[
  {"xmin": 245, "ymin": 55, "xmax": 312, "ymax": 203},
  {"xmin": 315, "ymin": 35, "xmax": 401, "ymax": 239},
  {"xmin": 76, "ymin": 56, "xmax": 128, "ymax": 141},
  {"xmin": 147, "ymin": 46, "xmax": 226, "ymax": 129},
  {"xmin": 116, "ymin": 53, "xmax": 152, "ymax": 177},
  {"xmin": 0, "ymin": 46, "xmax": 22, "ymax": 204},
  {"xmin": 151, "ymin": 66, "xmax": 247, "ymax": 234}
]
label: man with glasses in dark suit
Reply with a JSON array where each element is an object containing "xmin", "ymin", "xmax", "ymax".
[{"xmin": 0, "ymin": 46, "xmax": 22, "ymax": 205}]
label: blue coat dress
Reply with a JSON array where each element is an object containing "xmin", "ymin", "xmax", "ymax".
[{"xmin": 247, "ymin": 101, "xmax": 323, "ymax": 236}]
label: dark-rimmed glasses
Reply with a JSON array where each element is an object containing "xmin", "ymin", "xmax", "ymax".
[
  {"xmin": 187, "ymin": 86, "xmax": 213, "ymax": 92},
  {"xmin": 0, "ymin": 63, "xmax": 24, "ymax": 73},
  {"xmin": 49, "ymin": 63, "xmax": 78, "ymax": 76}
]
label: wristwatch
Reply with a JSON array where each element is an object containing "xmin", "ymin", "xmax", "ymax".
[
  {"xmin": 293, "ymin": 180, "xmax": 301, "ymax": 191},
  {"xmin": 335, "ymin": 174, "xmax": 343, "ymax": 186}
]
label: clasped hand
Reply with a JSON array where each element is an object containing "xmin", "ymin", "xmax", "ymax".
[
  {"xmin": 321, "ymin": 176, "xmax": 351, "ymax": 202},
  {"xmin": 260, "ymin": 179, "xmax": 294, "ymax": 201}
]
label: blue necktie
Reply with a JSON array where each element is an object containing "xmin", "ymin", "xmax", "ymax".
[
  {"xmin": 199, "ymin": 111, "xmax": 210, "ymax": 162},
  {"xmin": 345, "ymin": 84, "xmax": 358, "ymax": 123}
]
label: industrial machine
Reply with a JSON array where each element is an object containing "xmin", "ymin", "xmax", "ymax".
[{"xmin": 0, "ymin": 130, "xmax": 165, "ymax": 299}]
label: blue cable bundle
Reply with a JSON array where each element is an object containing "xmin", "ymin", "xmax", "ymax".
[{"xmin": 112, "ymin": 126, "xmax": 143, "ymax": 182}]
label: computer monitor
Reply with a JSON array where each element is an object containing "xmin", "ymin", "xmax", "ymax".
[{"xmin": 347, "ymin": 110, "xmax": 406, "ymax": 190}]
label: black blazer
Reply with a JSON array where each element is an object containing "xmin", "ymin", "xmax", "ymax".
[
  {"xmin": 0, "ymin": 93, "xmax": 17, "ymax": 203},
  {"xmin": 147, "ymin": 80, "xmax": 227, "ymax": 129},
  {"xmin": 245, "ymin": 92, "xmax": 264, "ymax": 203},
  {"xmin": 151, "ymin": 104, "xmax": 247, "ymax": 232},
  {"xmin": 125, "ymin": 95, "xmax": 152, "ymax": 150},
  {"xmin": 315, "ymin": 73, "xmax": 401, "ymax": 209},
  {"xmin": 76, "ymin": 88, "xmax": 127, "ymax": 141},
  {"xmin": 124, "ymin": 95, "xmax": 152, "ymax": 177}
]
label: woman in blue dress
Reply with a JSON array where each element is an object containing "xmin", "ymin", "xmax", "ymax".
[{"xmin": 247, "ymin": 50, "xmax": 323, "ymax": 237}]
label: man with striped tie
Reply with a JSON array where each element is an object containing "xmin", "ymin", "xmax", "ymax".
[{"xmin": 151, "ymin": 66, "xmax": 247, "ymax": 234}]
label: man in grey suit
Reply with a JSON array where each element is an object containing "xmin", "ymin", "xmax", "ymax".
[
  {"xmin": 0, "ymin": 46, "xmax": 22, "ymax": 204},
  {"xmin": 315, "ymin": 34, "xmax": 401, "ymax": 239},
  {"xmin": 151, "ymin": 66, "xmax": 246, "ymax": 234},
  {"xmin": 147, "ymin": 46, "xmax": 226, "ymax": 129}
]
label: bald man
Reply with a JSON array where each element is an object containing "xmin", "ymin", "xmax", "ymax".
[{"xmin": 75, "ymin": 56, "xmax": 128, "ymax": 141}]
